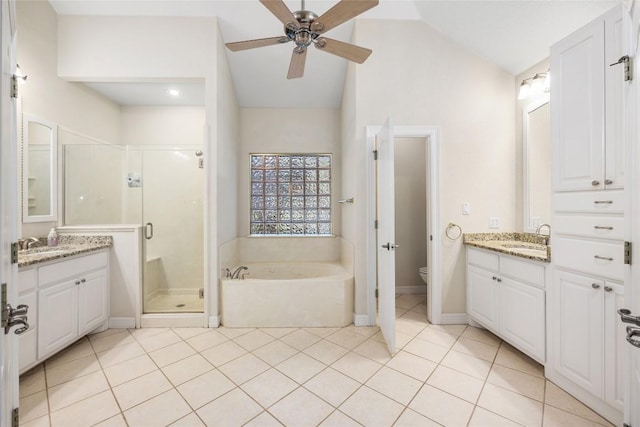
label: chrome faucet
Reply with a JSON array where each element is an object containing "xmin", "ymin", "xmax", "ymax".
[
  {"xmin": 536, "ymin": 223, "xmax": 551, "ymax": 235},
  {"xmin": 230, "ymin": 266, "xmax": 248, "ymax": 280},
  {"xmin": 18, "ymin": 237, "xmax": 40, "ymax": 250}
]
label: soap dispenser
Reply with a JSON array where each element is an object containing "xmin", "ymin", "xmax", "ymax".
[{"xmin": 47, "ymin": 227, "xmax": 58, "ymax": 247}]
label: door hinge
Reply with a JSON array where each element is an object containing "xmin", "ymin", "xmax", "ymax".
[
  {"xmin": 375, "ymin": 288, "xmax": 379, "ymax": 298},
  {"xmin": 373, "ymin": 150, "xmax": 378, "ymax": 160},
  {"xmin": 12, "ymin": 407, "xmax": 18, "ymax": 427},
  {"xmin": 610, "ymin": 55, "xmax": 633, "ymax": 81},
  {"xmin": 374, "ymin": 220, "xmax": 378, "ymax": 229},
  {"xmin": 624, "ymin": 241, "xmax": 632, "ymax": 265},
  {"xmin": 1, "ymin": 283, "xmax": 7, "ymax": 330},
  {"xmin": 11, "ymin": 78, "xmax": 19, "ymax": 99},
  {"xmin": 199, "ymin": 288, "xmax": 204, "ymax": 299},
  {"xmin": 11, "ymin": 242, "xmax": 18, "ymax": 264}
]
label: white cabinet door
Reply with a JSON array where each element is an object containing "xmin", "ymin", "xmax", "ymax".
[
  {"xmin": 551, "ymin": 16, "xmax": 605, "ymax": 191},
  {"xmin": 499, "ymin": 277, "xmax": 546, "ymax": 362},
  {"xmin": 604, "ymin": 7, "xmax": 624, "ymax": 190},
  {"xmin": 38, "ymin": 280, "xmax": 78, "ymax": 359},
  {"xmin": 467, "ymin": 265, "xmax": 499, "ymax": 331},
  {"xmin": 604, "ymin": 281, "xmax": 625, "ymax": 411},
  {"xmin": 554, "ymin": 270, "xmax": 604, "ymax": 397},
  {"xmin": 78, "ymin": 269, "xmax": 108, "ymax": 336}
]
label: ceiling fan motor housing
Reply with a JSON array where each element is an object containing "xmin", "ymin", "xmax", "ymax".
[{"xmin": 286, "ymin": 10, "xmax": 322, "ymax": 49}]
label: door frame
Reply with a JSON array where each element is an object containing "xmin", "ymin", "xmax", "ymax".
[{"xmin": 366, "ymin": 125, "xmax": 441, "ymax": 325}]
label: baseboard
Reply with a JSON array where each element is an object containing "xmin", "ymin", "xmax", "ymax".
[
  {"xmin": 109, "ymin": 317, "xmax": 136, "ymax": 329},
  {"xmin": 353, "ymin": 313, "xmax": 373, "ymax": 327},
  {"xmin": 396, "ymin": 285, "xmax": 427, "ymax": 294},
  {"xmin": 209, "ymin": 315, "xmax": 220, "ymax": 328},
  {"xmin": 140, "ymin": 314, "xmax": 205, "ymax": 328},
  {"xmin": 439, "ymin": 313, "xmax": 468, "ymax": 325}
]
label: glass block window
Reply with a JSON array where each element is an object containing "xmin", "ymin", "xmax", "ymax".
[{"xmin": 250, "ymin": 154, "xmax": 332, "ymax": 235}]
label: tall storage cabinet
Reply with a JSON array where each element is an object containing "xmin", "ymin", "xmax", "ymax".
[{"xmin": 548, "ymin": 5, "xmax": 626, "ymax": 425}]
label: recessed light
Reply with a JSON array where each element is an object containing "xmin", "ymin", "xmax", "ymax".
[{"xmin": 166, "ymin": 88, "xmax": 182, "ymax": 97}]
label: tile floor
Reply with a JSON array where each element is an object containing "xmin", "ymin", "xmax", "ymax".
[{"xmin": 19, "ymin": 294, "xmax": 615, "ymax": 427}]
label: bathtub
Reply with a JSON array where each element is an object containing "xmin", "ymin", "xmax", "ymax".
[{"xmin": 221, "ymin": 262, "xmax": 354, "ymax": 328}]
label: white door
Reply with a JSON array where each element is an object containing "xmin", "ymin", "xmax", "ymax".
[
  {"xmin": 376, "ymin": 119, "xmax": 396, "ymax": 354},
  {"xmin": 1, "ymin": 1, "xmax": 19, "ymax": 425}
]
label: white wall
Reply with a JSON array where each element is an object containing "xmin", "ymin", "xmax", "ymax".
[
  {"xmin": 343, "ymin": 20, "xmax": 516, "ymax": 316},
  {"xmin": 120, "ymin": 106, "xmax": 205, "ymax": 146},
  {"xmin": 238, "ymin": 108, "xmax": 341, "ymax": 236},
  {"xmin": 394, "ymin": 137, "xmax": 428, "ymax": 288}
]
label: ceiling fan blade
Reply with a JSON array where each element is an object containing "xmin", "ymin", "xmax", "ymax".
[
  {"xmin": 259, "ymin": 0, "xmax": 299, "ymax": 28},
  {"xmin": 315, "ymin": 37, "xmax": 372, "ymax": 63},
  {"xmin": 312, "ymin": 0, "xmax": 379, "ymax": 34},
  {"xmin": 287, "ymin": 48, "xmax": 307, "ymax": 79},
  {"xmin": 226, "ymin": 36, "xmax": 290, "ymax": 52}
]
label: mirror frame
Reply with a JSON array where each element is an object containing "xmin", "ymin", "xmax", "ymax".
[
  {"xmin": 523, "ymin": 95, "xmax": 550, "ymax": 233},
  {"xmin": 22, "ymin": 114, "xmax": 58, "ymax": 223}
]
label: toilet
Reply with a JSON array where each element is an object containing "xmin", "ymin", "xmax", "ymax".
[{"xmin": 419, "ymin": 266, "xmax": 429, "ymax": 284}]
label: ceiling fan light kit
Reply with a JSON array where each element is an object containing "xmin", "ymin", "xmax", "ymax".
[{"xmin": 226, "ymin": 0, "xmax": 379, "ymax": 79}]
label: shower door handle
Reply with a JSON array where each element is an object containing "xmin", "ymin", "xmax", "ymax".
[{"xmin": 145, "ymin": 222, "xmax": 154, "ymax": 240}]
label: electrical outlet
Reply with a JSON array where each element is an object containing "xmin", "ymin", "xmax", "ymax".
[
  {"xmin": 489, "ymin": 217, "xmax": 501, "ymax": 229},
  {"xmin": 462, "ymin": 202, "xmax": 470, "ymax": 215}
]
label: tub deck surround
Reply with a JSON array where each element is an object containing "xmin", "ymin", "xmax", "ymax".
[
  {"xmin": 18, "ymin": 235, "xmax": 113, "ymax": 267},
  {"xmin": 463, "ymin": 232, "xmax": 551, "ymax": 262}
]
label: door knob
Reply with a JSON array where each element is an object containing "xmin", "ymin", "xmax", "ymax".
[
  {"xmin": 3, "ymin": 304, "xmax": 29, "ymax": 335},
  {"xmin": 618, "ymin": 309, "xmax": 640, "ymax": 327},
  {"xmin": 381, "ymin": 243, "xmax": 399, "ymax": 250},
  {"xmin": 625, "ymin": 326, "xmax": 640, "ymax": 348}
]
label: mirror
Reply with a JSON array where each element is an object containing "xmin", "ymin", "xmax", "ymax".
[
  {"xmin": 23, "ymin": 115, "xmax": 57, "ymax": 223},
  {"xmin": 523, "ymin": 97, "xmax": 551, "ymax": 232}
]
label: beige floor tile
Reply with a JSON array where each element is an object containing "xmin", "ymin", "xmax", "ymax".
[
  {"xmin": 543, "ymin": 404, "xmax": 610, "ymax": 427},
  {"xmin": 409, "ymin": 384, "xmax": 475, "ymax": 427},
  {"xmin": 252, "ymin": 339, "xmax": 298, "ymax": 366},
  {"xmin": 487, "ymin": 364, "xmax": 545, "ymax": 401},
  {"xmin": 200, "ymin": 340, "xmax": 247, "ymax": 367},
  {"xmin": 128, "ymin": 327, "xmax": 169, "ymax": 340},
  {"xmin": 340, "ymin": 386, "xmax": 404, "ymax": 427},
  {"xmin": 90, "ymin": 330, "xmax": 135, "ymax": 353},
  {"xmin": 353, "ymin": 338, "xmax": 393, "ymax": 364},
  {"xmin": 244, "ymin": 411, "xmax": 284, "ymax": 427},
  {"xmin": 303, "ymin": 339, "xmax": 349, "ymax": 365},
  {"xmin": 304, "ymin": 367, "xmax": 361, "ymax": 407},
  {"xmin": 398, "ymin": 309, "xmax": 429, "ymax": 325},
  {"xmin": 461, "ymin": 326, "xmax": 502, "ymax": 347},
  {"xmin": 136, "ymin": 329, "xmax": 182, "ymax": 352},
  {"xmin": 123, "ymin": 389, "xmax": 192, "ymax": 427},
  {"xmin": 395, "ymin": 316, "xmax": 429, "ymax": 337},
  {"xmin": 544, "ymin": 381, "xmax": 612, "ymax": 425},
  {"xmin": 270, "ymin": 387, "xmax": 334, "ymax": 427},
  {"xmin": 21, "ymin": 415, "xmax": 51, "ymax": 427},
  {"xmin": 177, "ymin": 369, "xmax": 236, "ymax": 409},
  {"xmin": 415, "ymin": 327, "xmax": 459, "ymax": 348},
  {"xmin": 452, "ymin": 337, "xmax": 499, "ymax": 362},
  {"xmin": 304, "ymin": 327, "xmax": 341, "ymax": 338},
  {"xmin": 393, "ymin": 409, "xmax": 441, "ymax": 426},
  {"xmin": 468, "ymin": 407, "xmax": 522, "ymax": 426},
  {"xmin": 96, "ymin": 341, "xmax": 146, "ymax": 368},
  {"xmin": 162, "ymin": 354, "xmax": 214, "ymax": 386},
  {"xmin": 196, "ymin": 388, "xmax": 263, "ymax": 426},
  {"xmin": 275, "ymin": 352, "xmax": 326, "ymax": 384},
  {"xmin": 46, "ymin": 338, "xmax": 94, "ymax": 369},
  {"xmin": 234, "ymin": 329, "xmax": 275, "ymax": 351},
  {"xmin": 280, "ymin": 329, "xmax": 323, "ymax": 350},
  {"xmin": 185, "ymin": 329, "xmax": 229, "ymax": 352},
  {"xmin": 477, "ymin": 383, "xmax": 543, "ymax": 426},
  {"xmin": 494, "ymin": 342, "xmax": 544, "ymax": 378},
  {"xmin": 325, "ymin": 329, "xmax": 369, "ymax": 350},
  {"xmin": 218, "ymin": 327, "xmax": 255, "ymax": 339},
  {"xmin": 45, "ymin": 354, "xmax": 102, "ymax": 387},
  {"xmin": 93, "ymin": 414, "xmax": 128, "ymax": 427},
  {"xmin": 403, "ymin": 337, "xmax": 450, "ymax": 363},
  {"xmin": 349, "ymin": 325, "xmax": 381, "ymax": 338},
  {"xmin": 20, "ymin": 390, "xmax": 49, "ymax": 423},
  {"xmin": 241, "ymin": 368, "xmax": 298, "ymax": 408},
  {"xmin": 331, "ymin": 351, "xmax": 382, "ymax": 383},
  {"xmin": 88, "ymin": 328, "xmax": 124, "ymax": 341},
  {"xmin": 112, "ymin": 370, "xmax": 172, "ymax": 410},
  {"xmin": 395, "ymin": 330, "xmax": 415, "ymax": 350},
  {"xmin": 50, "ymin": 390, "xmax": 120, "ymax": 427},
  {"xmin": 395, "ymin": 294, "xmax": 425, "ymax": 310},
  {"xmin": 365, "ymin": 366, "xmax": 422, "ymax": 405},
  {"xmin": 260, "ymin": 327, "xmax": 298, "ymax": 338},
  {"xmin": 19, "ymin": 365, "xmax": 46, "ymax": 397},
  {"xmin": 148, "ymin": 341, "xmax": 196, "ymax": 367},
  {"xmin": 429, "ymin": 324, "xmax": 467, "ymax": 336},
  {"xmin": 102, "ymin": 354, "xmax": 157, "ymax": 387},
  {"xmin": 318, "ymin": 410, "xmax": 361, "ymax": 427},
  {"xmin": 169, "ymin": 412, "xmax": 206, "ymax": 427},
  {"xmin": 171, "ymin": 327, "xmax": 209, "ymax": 340},
  {"xmin": 48, "ymin": 370, "xmax": 110, "ymax": 412},
  {"xmin": 427, "ymin": 365, "xmax": 485, "ymax": 403},
  {"xmin": 386, "ymin": 351, "xmax": 437, "ymax": 381},
  {"xmin": 440, "ymin": 349, "xmax": 492, "ymax": 380},
  {"xmin": 219, "ymin": 353, "xmax": 270, "ymax": 385}
]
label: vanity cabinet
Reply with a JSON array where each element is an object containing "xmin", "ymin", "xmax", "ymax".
[
  {"xmin": 551, "ymin": 6, "xmax": 623, "ymax": 192},
  {"xmin": 17, "ymin": 268, "xmax": 38, "ymax": 372},
  {"xmin": 466, "ymin": 247, "xmax": 546, "ymax": 363}
]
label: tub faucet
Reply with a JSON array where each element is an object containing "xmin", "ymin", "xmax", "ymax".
[{"xmin": 230, "ymin": 266, "xmax": 248, "ymax": 280}]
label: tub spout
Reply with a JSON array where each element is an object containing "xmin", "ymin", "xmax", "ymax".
[{"xmin": 230, "ymin": 266, "xmax": 248, "ymax": 280}]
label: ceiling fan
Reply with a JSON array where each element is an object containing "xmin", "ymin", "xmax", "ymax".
[{"xmin": 226, "ymin": 0, "xmax": 379, "ymax": 79}]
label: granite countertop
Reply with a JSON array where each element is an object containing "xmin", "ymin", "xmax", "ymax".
[
  {"xmin": 18, "ymin": 235, "xmax": 113, "ymax": 267},
  {"xmin": 463, "ymin": 232, "xmax": 551, "ymax": 263}
]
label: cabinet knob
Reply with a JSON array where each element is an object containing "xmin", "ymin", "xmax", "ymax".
[
  {"xmin": 604, "ymin": 286, "xmax": 613, "ymax": 292},
  {"xmin": 591, "ymin": 180, "xmax": 600, "ymax": 186},
  {"xmin": 605, "ymin": 179, "xmax": 613, "ymax": 185},
  {"xmin": 81, "ymin": 278, "xmax": 86, "ymax": 283},
  {"xmin": 592, "ymin": 283, "xmax": 601, "ymax": 289},
  {"xmin": 492, "ymin": 276, "xmax": 497, "ymax": 281},
  {"xmin": 75, "ymin": 280, "xmax": 81, "ymax": 285},
  {"xmin": 496, "ymin": 278, "xmax": 502, "ymax": 283}
]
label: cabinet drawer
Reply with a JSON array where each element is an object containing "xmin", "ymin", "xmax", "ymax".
[
  {"xmin": 19, "ymin": 268, "xmax": 37, "ymax": 294},
  {"xmin": 38, "ymin": 251, "xmax": 108, "ymax": 288},
  {"xmin": 554, "ymin": 237, "xmax": 624, "ymax": 281},
  {"xmin": 554, "ymin": 215, "xmax": 624, "ymax": 240},
  {"xmin": 500, "ymin": 256, "xmax": 545, "ymax": 288},
  {"xmin": 467, "ymin": 248, "xmax": 499, "ymax": 271},
  {"xmin": 553, "ymin": 190, "xmax": 624, "ymax": 214}
]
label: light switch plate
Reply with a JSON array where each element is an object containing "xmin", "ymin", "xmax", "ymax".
[
  {"xmin": 462, "ymin": 202, "xmax": 470, "ymax": 215},
  {"xmin": 489, "ymin": 217, "xmax": 500, "ymax": 229}
]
